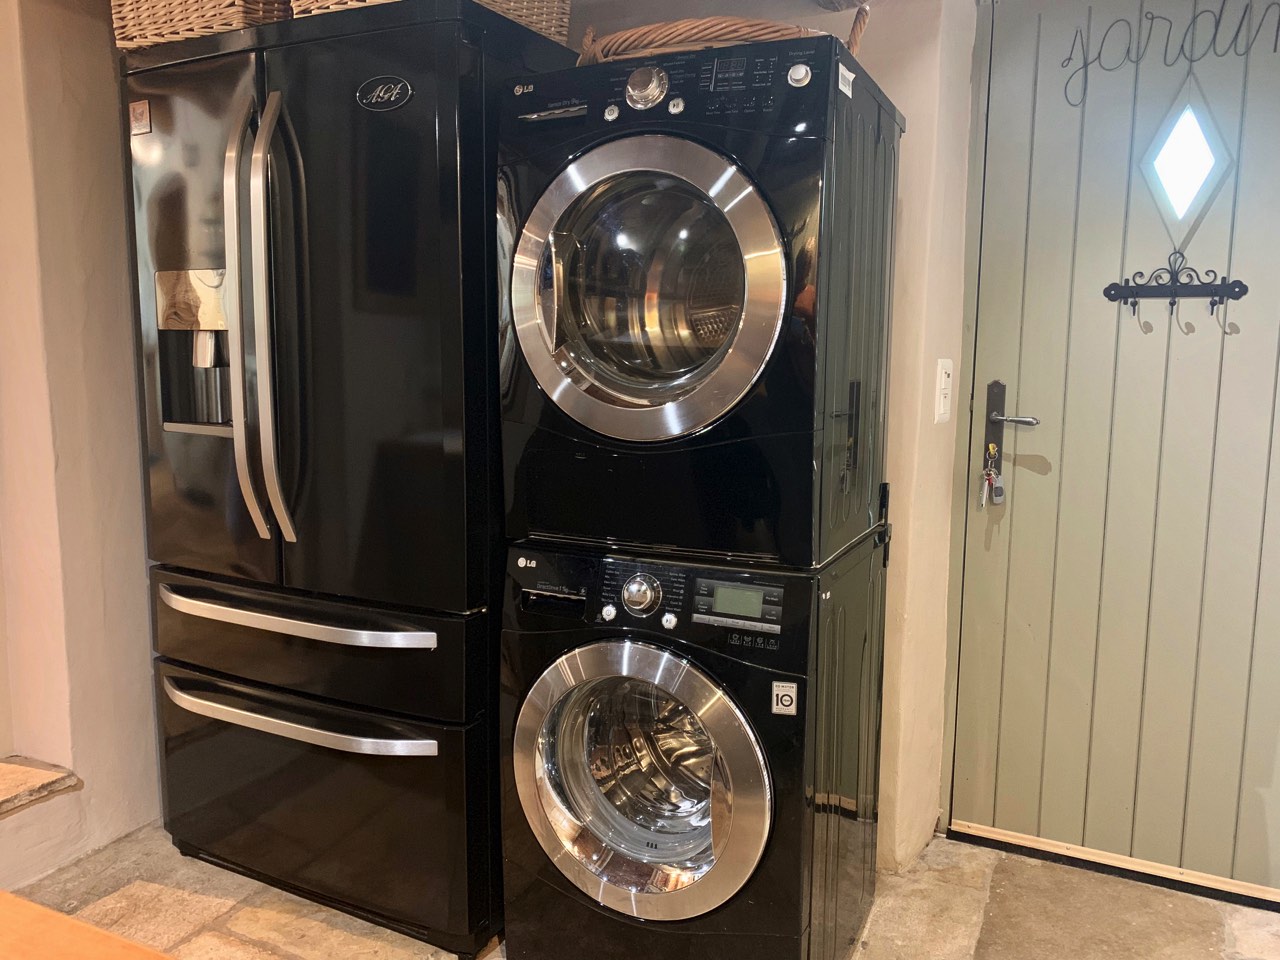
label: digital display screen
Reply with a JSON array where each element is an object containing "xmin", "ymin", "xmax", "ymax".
[{"xmin": 713, "ymin": 584, "xmax": 765, "ymax": 619}]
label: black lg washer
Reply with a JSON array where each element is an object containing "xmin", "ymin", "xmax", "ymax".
[
  {"xmin": 498, "ymin": 38, "xmax": 903, "ymax": 566},
  {"xmin": 500, "ymin": 535, "xmax": 887, "ymax": 960}
]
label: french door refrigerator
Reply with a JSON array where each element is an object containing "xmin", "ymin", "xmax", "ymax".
[{"xmin": 122, "ymin": 4, "xmax": 573, "ymax": 954}]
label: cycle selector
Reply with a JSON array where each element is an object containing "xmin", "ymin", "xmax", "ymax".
[
  {"xmin": 625, "ymin": 66, "xmax": 669, "ymax": 110},
  {"xmin": 621, "ymin": 574, "xmax": 662, "ymax": 616}
]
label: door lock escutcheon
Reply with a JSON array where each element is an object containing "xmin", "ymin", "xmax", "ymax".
[{"xmin": 984, "ymin": 380, "xmax": 1040, "ymax": 475}]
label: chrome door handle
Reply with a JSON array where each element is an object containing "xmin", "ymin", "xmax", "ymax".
[
  {"xmin": 162, "ymin": 678, "xmax": 439, "ymax": 756},
  {"xmin": 989, "ymin": 413, "xmax": 1041, "ymax": 427},
  {"xmin": 223, "ymin": 94, "xmax": 272, "ymax": 541},
  {"xmin": 159, "ymin": 584, "xmax": 437, "ymax": 649},
  {"xmin": 249, "ymin": 90, "xmax": 298, "ymax": 543}
]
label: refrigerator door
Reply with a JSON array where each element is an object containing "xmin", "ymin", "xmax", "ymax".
[
  {"xmin": 128, "ymin": 55, "xmax": 279, "ymax": 583},
  {"xmin": 155, "ymin": 661, "xmax": 495, "ymax": 951},
  {"xmin": 261, "ymin": 24, "xmax": 492, "ymax": 613}
]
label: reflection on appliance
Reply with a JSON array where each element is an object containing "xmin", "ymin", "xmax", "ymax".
[
  {"xmin": 500, "ymin": 537, "xmax": 887, "ymax": 960},
  {"xmin": 498, "ymin": 37, "xmax": 903, "ymax": 566}
]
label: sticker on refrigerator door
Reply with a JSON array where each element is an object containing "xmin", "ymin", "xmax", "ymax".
[
  {"xmin": 356, "ymin": 76, "xmax": 414, "ymax": 112},
  {"xmin": 772, "ymin": 682, "xmax": 798, "ymax": 716},
  {"xmin": 128, "ymin": 100, "xmax": 151, "ymax": 135}
]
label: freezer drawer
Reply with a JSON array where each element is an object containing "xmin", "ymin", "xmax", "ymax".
[
  {"xmin": 153, "ymin": 568, "xmax": 487, "ymax": 723},
  {"xmin": 156, "ymin": 661, "xmax": 495, "ymax": 945}
]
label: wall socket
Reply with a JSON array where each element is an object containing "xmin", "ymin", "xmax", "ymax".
[{"xmin": 935, "ymin": 359, "xmax": 954, "ymax": 424}]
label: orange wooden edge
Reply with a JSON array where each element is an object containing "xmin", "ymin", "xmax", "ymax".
[{"xmin": 0, "ymin": 892, "xmax": 169, "ymax": 959}]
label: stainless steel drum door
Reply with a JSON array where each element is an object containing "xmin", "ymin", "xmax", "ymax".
[
  {"xmin": 511, "ymin": 135, "xmax": 787, "ymax": 442},
  {"xmin": 513, "ymin": 641, "xmax": 772, "ymax": 921}
]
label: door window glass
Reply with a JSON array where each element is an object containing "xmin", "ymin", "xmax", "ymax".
[
  {"xmin": 538, "ymin": 172, "xmax": 747, "ymax": 404},
  {"xmin": 539, "ymin": 676, "xmax": 721, "ymax": 893}
]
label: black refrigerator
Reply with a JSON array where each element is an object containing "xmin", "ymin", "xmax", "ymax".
[{"xmin": 122, "ymin": 4, "xmax": 573, "ymax": 955}]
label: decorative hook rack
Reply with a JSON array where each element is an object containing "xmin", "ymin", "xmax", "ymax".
[{"xmin": 1103, "ymin": 250, "xmax": 1249, "ymax": 316}]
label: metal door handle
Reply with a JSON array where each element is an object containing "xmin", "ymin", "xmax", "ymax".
[
  {"xmin": 989, "ymin": 413, "xmax": 1041, "ymax": 427},
  {"xmin": 162, "ymin": 677, "xmax": 439, "ymax": 756},
  {"xmin": 249, "ymin": 90, "xmax": 298, "ymax": 543},
  {"xmin": 159, "ymin": 584, "xmax": 437, "ymax": 649},
  {"xmin": 223, "ymin": 94, "xmax": 272, "ymax": 541}
]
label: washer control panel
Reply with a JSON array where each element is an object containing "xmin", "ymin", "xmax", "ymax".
[{"xmin": 508, "ymin": 545, "xmax": 808, "ymax": 668}]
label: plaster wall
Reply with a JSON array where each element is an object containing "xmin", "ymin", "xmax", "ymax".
[
  {"xmin": 569, "ymin": 0, "xmax": 978, "ymax": 871},
  {"xmin": 0, "ymin": 0, "xmax": 158, "ymax": 888}
]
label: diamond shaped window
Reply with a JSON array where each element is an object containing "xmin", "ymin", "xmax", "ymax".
[{"xmin": 1142, "ymin": 78, "xmax": 1233, "ymax": 250}]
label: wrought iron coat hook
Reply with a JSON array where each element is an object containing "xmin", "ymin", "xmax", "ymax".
[{"xmin": 1104, "ymin": 250, "xmax": 1248, "ymax": 319}]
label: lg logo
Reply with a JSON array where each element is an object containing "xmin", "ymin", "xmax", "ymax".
[{"xmin": 517, "ymin": 557, "xmax": 538, "ymax": 569}]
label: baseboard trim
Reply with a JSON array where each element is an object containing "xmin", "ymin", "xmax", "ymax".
[{"xmin": 950, "ymin": 820, "xmax": 1280, "ymax": 906}]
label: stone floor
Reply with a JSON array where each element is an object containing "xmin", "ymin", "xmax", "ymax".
[{"xmin": 15, "ymin": 823, "xmax": 1280, "ymax": 959}]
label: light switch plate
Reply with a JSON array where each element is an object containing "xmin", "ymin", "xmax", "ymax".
[{"xmin": 935, "ymin": 359, "xmax": 954, "ymax": 424}]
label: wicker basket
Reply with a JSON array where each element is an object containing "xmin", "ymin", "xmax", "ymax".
[
  {"xmin": 291, "ymin": 0, "xmax": 570, "ymax": 44},
  {"xmin": 112, "ymin": 0, "xmax": 291, "ymax": 47},
  {"xmin": 578, "ymin": 8, "xmax": 870, "ymax": 65}
]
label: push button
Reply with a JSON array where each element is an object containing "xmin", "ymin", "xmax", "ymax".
[
  {"xmin": 763, "ymin": 606, "xmax": 782, "ymax": 623},
  {"xmin": 694, "ymin": 597, "xmax": 713, "ymax": 614}
]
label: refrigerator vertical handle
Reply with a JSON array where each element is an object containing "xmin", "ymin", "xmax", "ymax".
[
  {"xmin": 249, "ymin": 90, "xmax": 298, "ymax": 543},
  {"xmin": 223, "ymin": 94, "xmax": 272, "ymax": 541}
]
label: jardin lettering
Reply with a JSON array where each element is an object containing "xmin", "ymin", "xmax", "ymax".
[{"xmin": 1062, "ymin": 0, "xmax": 1280, "ymax": 106}]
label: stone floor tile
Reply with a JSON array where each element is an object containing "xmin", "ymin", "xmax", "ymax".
[
  {"xmin": 72, "ymin": 879, "xmax": 240, "ymax": 951},
  {"xmin": 173, "ymin": 931, "xmax": 297, "ymax": 960},
  {"xmin": 20, "ymin": 823, "xmax": 259, "ymax": 913},
  {"xmin": 975, "ymin": 855, "xmax": 1226, "ymax": 960},
  {"xmin": 222, "ymin": 887, "xmax": 453, "ymax": 960},
  {"xmin": 903, "ymin": 839, "xmax": 1000, "ymax": 891},
  {"xmin": 854, "ymin": 871, "xmax": 990, "ymax": 960},
  {"xmin": 1220, "ymin": 902, "xmax": 1280, "ymax": 960}
]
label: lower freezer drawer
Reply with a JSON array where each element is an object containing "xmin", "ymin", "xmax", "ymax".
[{"xmin": 155, "ymin": 661, "xmax": 494, "ymax": 942}]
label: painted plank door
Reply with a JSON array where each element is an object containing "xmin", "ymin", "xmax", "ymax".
[{"xmin": 952, "ymin": 0, "xmax": 1280, "ymax": 897}]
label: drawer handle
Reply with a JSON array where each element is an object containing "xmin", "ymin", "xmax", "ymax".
[
  {"xmin": 162, "ymin": 678, "xmax": 439, "ymax": 757},
  {"xmin": 159, "ymin": 585, "xmax": 437, "ymax": 649}
]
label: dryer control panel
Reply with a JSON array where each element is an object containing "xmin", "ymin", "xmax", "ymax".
[
  {"xmin": 507, "ymin": 36, "xmax": 855, "ymax": 138},
  {"xmin": 508, "ymin": 544, "xmax": 813, "ymax": 669}
]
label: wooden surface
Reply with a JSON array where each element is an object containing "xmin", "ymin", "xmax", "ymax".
[{"xmin": 0, "ymin": 893, "xmax": 168, "ymax": 959}]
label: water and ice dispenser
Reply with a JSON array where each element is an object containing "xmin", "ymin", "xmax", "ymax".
[{"xmin": 156, "ymin": 268, "xmax": 231, "ymax": 426}]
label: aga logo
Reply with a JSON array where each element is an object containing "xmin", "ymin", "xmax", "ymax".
[{"xmin": 356, "ymin": 76, "xmax": 413, "ymax": 112}]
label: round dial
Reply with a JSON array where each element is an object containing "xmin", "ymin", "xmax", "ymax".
[
  {"xmin": 625, "ymin": 66, "xmax": 669, "ymax": 110},
  {"xmin": 621, "ymin": 574, "xmax": 662, "ymax": 616}
]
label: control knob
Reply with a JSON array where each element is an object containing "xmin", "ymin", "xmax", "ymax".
[
  {"xmin": 621, "ymin": 573, "xmax": 662, "ymax": 616},
  {"xmin": 625, "ymin": 66, "xmax": 669, "ymax": 110},
  {"xmin": 787, "ymin": 63, "xmax": 813, "ymax": 87}
]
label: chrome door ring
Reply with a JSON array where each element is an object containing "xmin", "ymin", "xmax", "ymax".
[
  {"xmin": 513, "ymin": 640, "xmax": 773, "ymax": 921},
  {"xmin": 511, "ymin": 135, "xmax": 787, "ymax": 443}
]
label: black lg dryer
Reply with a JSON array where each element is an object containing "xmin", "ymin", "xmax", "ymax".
[{"xmin": 498, "ymin": 37, "xmax": 904, "ymax": 567}]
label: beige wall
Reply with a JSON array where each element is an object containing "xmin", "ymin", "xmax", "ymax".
[
  {"xmin": 570, "ymin": 0, "xmax": 978, "ymax": 870},
  {"xmin": 0, "ymin": 0, "xmax": 158, "ymax": 888}
]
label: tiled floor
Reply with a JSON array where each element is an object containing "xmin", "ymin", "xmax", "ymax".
[{"xmin": 16, "ymin": 823, "xmax": 1280, "ymax": 959}]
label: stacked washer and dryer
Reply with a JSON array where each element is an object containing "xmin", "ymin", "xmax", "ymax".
[{"xmin": 495, "ymin": 35, "xmax": 903, "ymax": 960}]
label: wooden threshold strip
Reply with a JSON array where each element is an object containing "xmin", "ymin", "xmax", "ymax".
[{"xmin": 951, "ymin": 820, "xmax": 1280, "ymax": 905}]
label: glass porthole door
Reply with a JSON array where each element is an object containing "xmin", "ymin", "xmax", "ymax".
[
  {"xmin": 510, "ymin": 135, "xmax": 788, "ymax": 442},
  {"xmin": 513, "ymin": 641, "xmax": 773, "ymax": 921}
]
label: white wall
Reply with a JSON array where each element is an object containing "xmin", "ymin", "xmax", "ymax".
[
  {"xmin": 569, "ymin": 0, "xmax": 978, "ymax": 871},
  {"xmin": 0, "ymin": 0, "xmax": 159, "ymax": 888}
]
